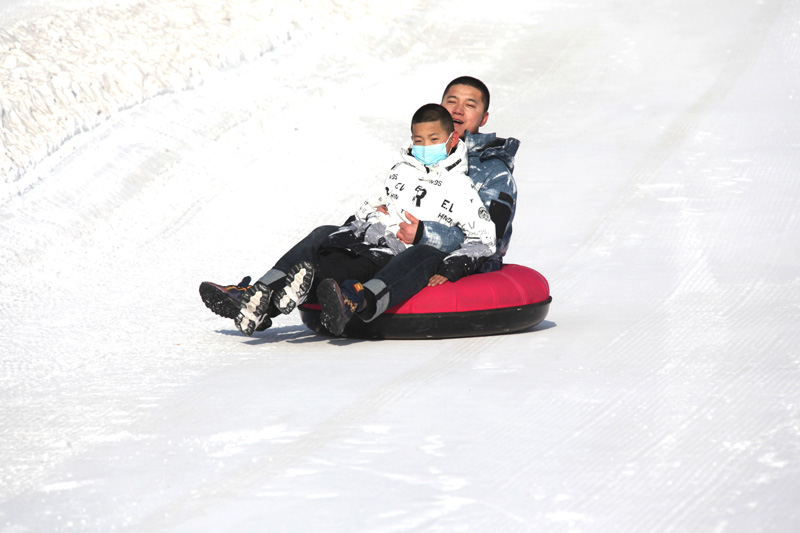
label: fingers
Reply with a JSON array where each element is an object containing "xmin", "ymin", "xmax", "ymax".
[
  {"xmin": 396, "ymin": 229, "xmax": 414, "ymax": 244},
  {"xmin": 427, "ymin": 275, "xmax": 447, "ymax": 286}
]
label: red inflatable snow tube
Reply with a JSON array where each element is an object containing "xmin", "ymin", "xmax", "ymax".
[{"xmin": 298, "ymin": 264, "xmax": 552, "ymax": 339}]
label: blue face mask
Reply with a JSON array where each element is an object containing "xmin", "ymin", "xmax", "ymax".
[{"xmin": 411, "ymin": 133, "xmax": 453, "ymax": 166}]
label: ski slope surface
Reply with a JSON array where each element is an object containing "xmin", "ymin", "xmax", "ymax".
[{"xmin": 1, "ymin": 0, "xmax": 799, "ymax": 531}]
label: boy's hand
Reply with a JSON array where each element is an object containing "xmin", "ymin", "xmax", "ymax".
[
  {"xmin": 397, "ymin": 212, "xmax": 419, "ymax": 244},
  {"xmin": 377, "ymin": 205, "xmax": 389, "ymax": 215},
  {"xmin": 428, "ymin": 274, "xmax": 448, "ymax": 286}
]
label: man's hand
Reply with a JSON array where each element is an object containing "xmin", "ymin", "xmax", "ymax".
[
  {"xmin": 428, "ymin": 274, "xmax": 448, "ymax": 286},
  {"xmin": 397, "ymin": 212, "xmax": 419, "ymax": 244},
  {"xmin": 377, "ymin": 205, "xmax": 389, "ymax": 215}
]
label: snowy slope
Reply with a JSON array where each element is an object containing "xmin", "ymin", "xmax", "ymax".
[{"xmin": 1, "ymin": 0, "xmax": 799, "ymax": 531}]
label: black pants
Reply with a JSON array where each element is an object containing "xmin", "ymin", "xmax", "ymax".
[{"xmin": 300, "ymin": 250, "xmax": 383, "ymax": 304}]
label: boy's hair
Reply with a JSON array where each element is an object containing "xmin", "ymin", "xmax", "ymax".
[
  {"xmin": 411, "ymin": 103, "xmax": 455, "ymax": 135},
  {"xmin": 442, "ymin": 76, "xmax": 490, "ymax": 112}
]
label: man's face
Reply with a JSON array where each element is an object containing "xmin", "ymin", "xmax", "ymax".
[{"xmin": 441, "ymin": 84, "xmax": 489, "ymax": 136}]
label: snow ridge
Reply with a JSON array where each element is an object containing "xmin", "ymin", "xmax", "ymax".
[{"xmin": 0, "ymin": 0, "xmax": 361, "ymax": 200}]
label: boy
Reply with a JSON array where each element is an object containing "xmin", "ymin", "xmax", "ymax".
[{"xmin": 235, "ymin": 103, "xmax": 496, "ymax": 335}]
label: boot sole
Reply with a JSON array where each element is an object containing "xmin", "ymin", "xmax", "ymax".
[
  {"xmin": 318, "ymin": 279, "xmax": 348, "ymax": 336},
  {"xmin": 236, "ymin": 286, "xmax": 271, "ymax": 336},
  {"xmin": 199, "ymin": 282, "xmax": 242, "ymax": 319},
  {"xmin": 274, "ymin": 262, "xmax": 314, "ymax": 315}
]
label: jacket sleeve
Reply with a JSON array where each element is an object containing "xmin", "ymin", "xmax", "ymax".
[
  {"xmin": 471, "ymin": 158, "xmax": 516, "ymax": 245},
  {"xmin": 416, "ymin": 220, "xmax": 465, "ymax": 253},
  {"xmin": 435, "ymin": 188, "xmax": 497, "ymax": 282},
  {"xmin": 355, "ymin": 184, "xmax": 389, "ymax": 222},
  {"xmin": 355, "ymin": 165, "xmax": 404, "ymax": 222}
]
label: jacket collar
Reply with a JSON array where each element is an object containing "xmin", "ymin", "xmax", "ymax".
[{"xmin": 464, "ymin": 131, "xmax": 521, "ymax": 173}]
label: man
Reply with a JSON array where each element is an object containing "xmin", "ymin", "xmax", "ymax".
[
  {"xmin": 199, "ymin": 76, "xmax": 519, "ymax": 335},
  {"xmin": 316, "ymin": 78, "xmax": 519, "ymax": 334}
]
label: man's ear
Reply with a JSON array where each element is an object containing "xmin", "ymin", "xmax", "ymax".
[{"xmin": 480, "ymin": 112, "xmax": 489, "ymax": 129}]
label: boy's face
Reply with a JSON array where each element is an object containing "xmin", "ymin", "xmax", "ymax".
[
  {"xmin": 411, "ymin": 121, "xmax": 455, "ymax": 149},
  {"xmin": 441, "ymin": 84, "xmax": 489, "ymax": 136}
]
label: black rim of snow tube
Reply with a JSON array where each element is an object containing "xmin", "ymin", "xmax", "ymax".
[{"xmin": 298, "ymin": 297, "xmax": 552, "ymax": 340}]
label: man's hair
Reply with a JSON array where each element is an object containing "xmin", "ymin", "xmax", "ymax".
[
  {"xmin": 411, "ymin": 103, "xmax": 455, "ymax": 135},
  {"xmin": 442, "ymin": 76, "xmax": 490, "ymax": 112}
]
